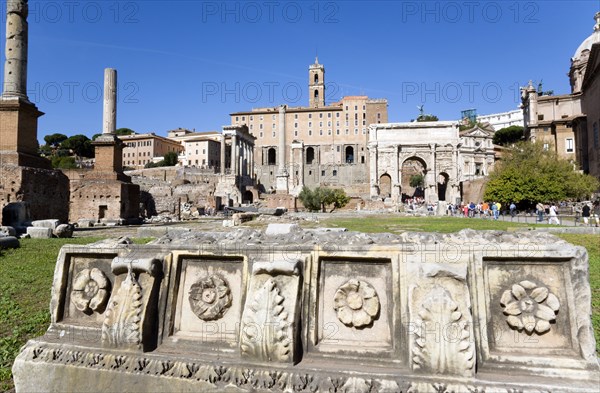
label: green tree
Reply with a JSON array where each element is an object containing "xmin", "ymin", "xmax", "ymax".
[
  {"xmin": 416, "ymin": 114, "xmax": 439, "ymax": 122},
  {"xmin": 409, "ymin": 174, "xmax": 424, "ymax": 188},
  {"xmin": 298, "ymin": 186, "xmax": 350, "ymax": 212},
  {"xmin": 51, "ymin": 155, "xmax": 77, "ymax": 169},
  {"xmin": 493, "ymin": 126, "xmax": 524, "ymax": 146},
  {"xmin": 61, "ymin": 134, "xmax": 94, "ymax": 158},
  {"xmin": 43, "ymin": 133, "xmax": 67, "ymax": 147},
  {"xmin": 163, "ymin": 151, "xmax": 179, "ymax": 166},
  {"xmin": 115, "ymin": 128, "xmax": 135, "ymax": 136},
  {"xmin": 484, "ymin": 141, "xmax": 599, "ymax": 206}
]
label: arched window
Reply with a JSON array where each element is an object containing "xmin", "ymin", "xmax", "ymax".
[
  {"xmin": 345, "ymin": 146, "xmax": 354, "ymax": 164},
  {"xmin": 306, "ymin": 147, "xmax": 315, "ymax": 165},
  {"xmin": 314, "ymin": 73, "xmax": 319, "ymax": 83},
  {"xmin": 314, "ymin": 89, "xmax": 319, "ymax": 99},
  {"xmin": 267, "ymin": 148, "xmax": 276, "ymax": 166}
]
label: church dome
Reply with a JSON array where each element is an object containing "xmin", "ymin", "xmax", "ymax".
[{"xmin": 573, "ymin": 12, "xmax": 600, "ymax": 61}]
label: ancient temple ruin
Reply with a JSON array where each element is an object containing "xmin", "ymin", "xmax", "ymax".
[
  {"xmin": 0, "ymin": 0, "xmax": 69, "ymax": 225},
  {"xmin": 67, "ymin": 68, "xmax": 140, "ymax": 224}
]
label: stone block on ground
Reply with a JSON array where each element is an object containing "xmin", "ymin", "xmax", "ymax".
[
  {"xmin": 77, "ymin": 219, "xmax": 95, "ymax": 228},
  {"xmin": 26, "ymin": 227, "xmax": 53, "ymax": 239},
  {"xmin": 53, "ymin": 224, "xmax": 74, "ymax": 238},
  {"xmin": 31, "ymin": 219, "xmax": 60, "ymax": 230},
  {"xmin": 0, "ymin": 236, "xmax": 20, "ymax": 249},
  {"xmin": 265, "ymin": 223, "xmax": 299, "ymax": 235}
]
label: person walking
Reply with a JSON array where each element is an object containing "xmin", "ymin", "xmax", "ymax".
[
  {"xmin": 548, "ymin": 203, "xmax": 560, "ymax": 225},
  {"xmin": 582, "ymin": 203, "xmax": 591, "ymax": 226},
  {"xmin": 491, "ymin": 202, "xmax": 499, "ymax": 220},
  {"xmin": 509, "ymin": 202, "xmax": 516, "ymax": 218},
  {"xmin": 536, "ymin": 202, "xmax": 545, "ymax": 222}
]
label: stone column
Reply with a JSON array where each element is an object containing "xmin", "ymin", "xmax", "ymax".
[
  {"xmin": 392, "ymin": 145, "xmax": 400, "ymax": 201},
  {"xmin": 231, "ymin": 133, "xmax": 238, "ymax": 176},
  {"xmin": 277, "ymin": 105, "xmax": 287, "ymax": 175},
  {"xmin": 368, "ymin": 143, "xmax": 379, "ymax": 198},
  {"xmin": 2, "ymin": 0, "xmax": 28, "ymax": 99},
  {"xmin": 103, "ymin": 68, "xmax": 117, "ymax": 134},
  {"xmin": 220, "ymin": 133, "xmax": 226, "ymax": 175},
  {"xmin": 275, "ymin": 105, "xmax": 289, "ymax": 193}
]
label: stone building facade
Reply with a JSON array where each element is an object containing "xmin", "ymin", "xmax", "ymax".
[
  {"xmin": 476, "ymin": 108, "xmax": 524, "ymax": 131},
  {"xmin": 368, "ymin": 121, "xmax": 495, "ymax": 204},
  {"xmin": 230, "ymin": 59, "xmax": 388, "ymax": 196},
  {"xmin": 522, "ymin": 12, "xmax": 600, "ymax": 178},
  {"xmin": 577, "ymin": 13, "xmax": 600, "ymax": 179},
  {"xmin": 120, "ymin": 133, "xmax": 185, "ymax": 169},
  {"xmin": 521, "ymin": 85, "xmax": 584, "ymax": 162}
]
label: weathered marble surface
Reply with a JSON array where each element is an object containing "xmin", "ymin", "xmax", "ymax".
[{"xmin": 12, "ymin": 229, "xmax": 600, "ymax": 392}]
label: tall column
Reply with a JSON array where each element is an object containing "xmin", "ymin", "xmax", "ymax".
[
  {"xmin": 277, "ymin": 105, "xmax": 287, "ymax": 175},
  {"xmin": 392, "ymin": 145, "xmax": 400, "ymax": 201},
  {"xmin": 369, "ymin": 143, "xmax": 379, "ymax": 198},
  {"xmin": 220, "ymin": 133, "xmax": 226, "ymax": 175},
  {"xmin": 275, "ymin": 105, "xmax": 289, "ymax": 193},
  {"xmin": 231, "ymin": 133, "xmax": 238, "ymax": 176},
  {"xmin": 103, "ymin": 68, "xmax": 117, "ymax": 134},
  {"xmin": 2, "ymin": 0, "xmax": 28, "ymax": 99}
]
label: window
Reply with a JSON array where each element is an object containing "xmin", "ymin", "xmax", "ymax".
[
  {"xmin": 294, "ymin": 114, "xmax": 298, "ymax": 119},
  {"xmin": 267, "ymin": 148, "xmax": 277, "ymax": 165},
  {"xmin": 242, "ymin": 116, "xmax": 245, "ymax": 121},
  {"xmin": 272, "ymin": 123, "xmax": 276, "ymax": 129},
  {"xmin": 566, "ymin": 138, "xmax": 574, "ymax": 153},
  {"xmin": 309, "ymin": 114, "xmax": 312, "ymax": 119},
  {"xmin": 309, "ymin": 130, "xmax": 312, "ymax": 136},
  {"xmin": 538, "ymin": 114, "xmax": 544, "ymax": 121},
  {"xmin": 319, "ymin": 130, "xmax": 323, "ymax": 135},
  {"xmin": 345, "ymin": 146, "xmax": 354, "ymax": 164},
  {"xmin": 328, "ymin": 113, "xmax": 331, "ymax": 118},
  {"xmin": 319, "ymin": 122, "xmax": 323, "ymax": 127},
  {"xmin": 333, "ymin": 170, "xmax": 337, "ymax": 176},
  {"xmin": 354, "ymin": 105, "xmax": 358, "ymax": 110},
  {"xmin": 294, "ymin": 123, "xmax": 298, "ymax": 128},
  {"xmin": 321, "ymin": 170, "xmax": 325, "ymax": 176},
  {"xmin": 272, "ymin": 115, "xmax": 276, "ymax": 120},
  {"xmin": 309, "ymin": 122, "xmax": 312, "ymax": 127},
  {"xmin": 319, "ymin": 113, "xmax": 323, "ymax": 118},
  {"xmin": 336, "ymin": 113, "xmax": 340, "ymax": 118},
  {"xmin": 259, "ymin": 124, "xmax": 263, "ymax": 129},
  {"xmin": 272, "ymin": 132, "xmax": 276, "ymax": 138},
  {"xmin": 250, "ymin": 116, "xmax": 253, "ymax": 121},
  {"xmin": 235, "ymin": 116, "xmax": 239, "ymax": 121},
  {"xmin": 306, "ymin": 147, "xmax": 315, "ymax": 164},
  {"xmin": 260, "ymin": 115, "xmax": 263, "ymax": 120},
  {"xmin": 294, "ymin": 130, "xmax": 298, "ymax": 137}
]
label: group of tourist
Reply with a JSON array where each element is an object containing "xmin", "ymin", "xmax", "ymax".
[{"xmin": 447, "ymin": 201, "xmax": 504, "ymax": 220}]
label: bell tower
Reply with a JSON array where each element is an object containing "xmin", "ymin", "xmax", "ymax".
[{"xmin": 308, "ymin": 57, "xmax": 325, "ymax": 108}]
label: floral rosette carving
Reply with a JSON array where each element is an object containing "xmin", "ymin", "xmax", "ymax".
[
  {"xmin": 189, "ymin": 275, "xmax": 232, "ymax": 321},
  {"xmin": 500, "ymin": 280, "xmax": 560, "ymax": 334},
  {"xmin": 333, "ymin": 279, "xmax": 380, "ymax": 328},
  {"xmin": 71, "ymin": 268, "xmax": 110, "ymax": 314}
]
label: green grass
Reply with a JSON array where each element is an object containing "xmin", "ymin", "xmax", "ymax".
[
  {"xmin": 318, "ymin": 215, "xmax": 546, "ymax": 233},
  {"xmin": 0, "ymin": 226, "xmax": 597, "ymax": 390},
  {"xmin": 0, "ymin": 238, "xmax": 105, "ymax": 391}
]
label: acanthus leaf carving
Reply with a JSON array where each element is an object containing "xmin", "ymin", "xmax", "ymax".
[
  {"xmin": 101, "ymin": 265, "xmax": 143, "ymax": 349},
  {"xmin": 412, "ymin": 287, "xmax": 475, "ymax": 376},
  {"xmin": 241, "ymin": 278, "xmax": 292, "ymax": 362}
]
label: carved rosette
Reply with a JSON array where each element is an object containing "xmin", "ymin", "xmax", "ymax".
[
  {"xmin": 333, "ymin": 279, "xmax": 380, "ymax": 328},
  {"xmin": 500, "ymin": 280, "xmax": 560, "ymax": 334},
  {"xmin": 189, "ymin": 275, "xmax": 232, "ymax": 321},
  {"xmin": 71, "ymin": 268, "xmax": 109, "ymax": 314}
]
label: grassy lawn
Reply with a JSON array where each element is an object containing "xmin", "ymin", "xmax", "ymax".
[
  {"xmin": 318, "ymin": 215, "xmax": 548, "ymax": 233},
  {"xmin": 0, "ymin": 224, "xmax": 597, "ymax": 390}
]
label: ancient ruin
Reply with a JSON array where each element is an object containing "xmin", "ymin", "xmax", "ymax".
[
  {"xmin": 0, "ymin": 0, "xmax": 69, "ymax": 226},
  {"xmin": 67, "ymin": 68, "xmax": 140, "ymax": 225},
  {"xmin": 11, "ymin": 228, "xmax": 600, "ymax": 391}
]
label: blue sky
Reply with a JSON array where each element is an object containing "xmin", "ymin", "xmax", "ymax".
[{"xmin": 1, "ymin": 0, "xmax": 599, "ymax": 142}]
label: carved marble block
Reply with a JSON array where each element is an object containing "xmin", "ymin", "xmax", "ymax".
[{"xmin": 11, "ymin": 230, "xmax": 600, "ymax": 392}]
